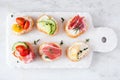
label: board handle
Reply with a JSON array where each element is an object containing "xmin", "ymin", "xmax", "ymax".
[{"xmin": 92, "ymin": 27, "xmax": 118, "ymax": 53}]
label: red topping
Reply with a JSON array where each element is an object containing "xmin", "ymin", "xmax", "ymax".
[
  {"xmin": 16, "ymin": 17, "xmax": 30, "ymax": 30},
  {"xmin": 68, "ymin": 15, "xmax": 84, "ymax": 30},
  {"xmin": 42, "ymin": 43, "xmax": 61, "ymax": 59},
  {"xmin": 16, "ymin": 17, "xmax": 25, "ymax": 26},
  {"xmin": 23, "ymin": 20, "xmax": 30, "ymax": 30},
  {"xmin": 20, "ymin": 49, "xmax": 29, "ymax": 57},
  {"xmin": 13, "ymin": 42, "xmax": 36, "ymax": 63},
  {"xmin": 16, "ymin": 45, "xmax": 30, "ymax": 57},
  {"xmin": 16, "ymin": 45, "xmax": 25, "ymax": 53},
  {"xmin": 22, "ymin": 51, "xmax": 35, "ymax": 63}
]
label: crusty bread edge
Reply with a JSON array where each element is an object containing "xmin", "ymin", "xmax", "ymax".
[{"xmin": 12, "ymin": 41, "xmax": 35, "ymax": 61}]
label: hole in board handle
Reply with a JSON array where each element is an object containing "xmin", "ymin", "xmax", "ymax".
[{"xmin": 102, "ymin": 37, "xmax": 107, "ymax": 43}]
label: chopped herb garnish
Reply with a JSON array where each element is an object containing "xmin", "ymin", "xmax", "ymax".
[
  {"xmin": 34, "ymin": 41, "xmax": 37, "ymax": 45},
  {"xmin": 61, "ymin": 17, "xmax": 64, "ymax": 23},
  {"xmin": 37, "ymin": 39, "xmax": 40, "ymax": 42},
  {"xmin": 73, "ymin": 23, "xmax": 83, "ymax": 33},
  {"xmin": 85, "ymin": 39, "xmax": 90, "ymax": 43},
  {"xmin": 77, "ymin": 47, "xmax": 88, "ymax": 59},
  {"xmin": 60, "ymin": 40, "xmax": 63, "ymax": 45},
  {"xmin": 79, "ymin": 50, "xmax": 82, "ymax": 53},
  {"xmin": 77, "ymin": 50, "xmax": 82, "ymax": 59},
  {"xmin": 17, "ymin": 61, "xmax": 19, "ymax": 63},
  {"xmin": 50, "ymin": 23, "xmax": 53, "ymax": 26},
  {"xmin": 11, "ymin": 14, "xmax": 13, "ymax": 17},
  {"xmin": 84, "ymin": 48, "xmax": 88, "ymax": 50},
  {"xmin": 45, "ymin": 56, "xmax": 49, "ymax": 59},
  {"xmin": 34, "ymin": 39, "xmax": 40, "ymax": 45},
  {"xmin": 73, "ymin": 27, "xmax": 80, "ymax": 33}
]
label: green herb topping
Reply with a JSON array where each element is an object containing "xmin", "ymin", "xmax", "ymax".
[
  {"xmin": 77, "ymin": 47, "xmax": 88, "ymax": 59},
  {"xmin": 60, "ymin": 40, "xmax": 63, "ymax": 45},
  {"xmin": 61, "ymin": 17, "xmax": 64, "ymax": 23},
  {"xmin": 85, "ymin": 39, "xmax": 90, "ymax": 43},
  {"xmin": 17, "ymin": 61, "xmax": 19, "ymax": 63},
  {"xmin": 34, "ymin": 39, "xmax": 40, "ymax": 45},
  {"xmin": 73, "ymin": 24, "xmax": 83, "ymax": 33}
]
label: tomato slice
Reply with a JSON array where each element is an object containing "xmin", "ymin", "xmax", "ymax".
[
  {"xmin": 16, "ymin": 45, "xmax": 25, "ymax": 53},
  {"xmin": 23, "ymin": 20, "xmax": 30, "ymax": 30},
  {"xmin": 16, "ymin": 45, "xmax": 29, "ymax": 57},
  {"xmin": 20, "ymin": 49, "xmax": 30, "ymax": 57},
  {"xmin": 16, "ymin": 17, "xmax": 25, "ymax": 27},
  {"xmin": 16, "ymin": 17, "xmax": 30, "ymax": 30}
]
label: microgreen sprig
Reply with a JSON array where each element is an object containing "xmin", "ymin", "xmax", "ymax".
[{"xmin": 34, "ymin": 39, "xmax": 40, "ymax": 45}]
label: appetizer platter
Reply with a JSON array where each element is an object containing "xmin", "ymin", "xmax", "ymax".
[{"xmin": 6, "ymin": 12, "xmax": 117, "ymax": 68}]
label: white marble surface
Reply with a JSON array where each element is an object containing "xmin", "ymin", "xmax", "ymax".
[{"xmin": 0, "ymin": 0, "xmax": 120, "ymax": 80}]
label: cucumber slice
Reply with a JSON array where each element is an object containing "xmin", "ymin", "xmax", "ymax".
[
  {"xmin": 12, "ymin": 42, "xmax": 28, "ymax": 51},
  {"xmin": 38, "ymin": 19, "xmax": 56, "ymax": 35},
  {"xmin": 39, "ymin": 21, "xmax": 51, "ymax": 34},
  {"xmin": 46, "ymin": 19, "xmax": 56, "ymax": 35}
]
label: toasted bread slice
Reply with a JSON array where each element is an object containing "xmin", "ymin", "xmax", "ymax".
[
  {"xmin": 36, "ymin": 15, "xmax": 58, "ymax": 36},
  {"xmin": 12, "ymin": 41, "xmax": 35, "ymax": 63},
  {"xmin": 66, "ymin": 42, "xmax": 89, "ymax": 62},
  {"xmin": 12, "ymin": 16, "xmax": 34, "ymax": 35},
  {"xmin": 65, "ymin": 15, "xmax": 88, "ymax": 38},
  {"xmin": 39, "ymin": 42, "xmax": 62, "ymax": 61}
]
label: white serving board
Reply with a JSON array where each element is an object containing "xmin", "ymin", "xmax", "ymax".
[{"xmin": 6, "ymin": 12, "xmax": 117, "ymax": 68}]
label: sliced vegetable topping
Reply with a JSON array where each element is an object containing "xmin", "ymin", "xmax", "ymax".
[
  {"xmin": 12, "ymin": 42, "xmax": 28, "ymax": 51},
  {"xmin": 16, "ymin": 45, "xmax": 30, "ymax": 57},
  {"xmin": 12, "ymin": 42, "xmax": 35, "ymax": 63},
  {"xmin": 14, "ymin": 17, "xmax": 30, "ymax": 31},
  {"xmin": 23, "ymin": 20, "xmax": 30, "ymax": 30},
  {"xmin": 38, "ymin": 19, "xmax": 56, "ymax": 35},
  {"xmin": 16, "ymin": 17, "xmax": 25, "ymax": 26},
  {"xmin": 12, "ymin": 42, "xmax": 30, "ymax": 57},
  {"xmin": 12, "ymin": 24, "xmax": 23, "ymax": 32}
]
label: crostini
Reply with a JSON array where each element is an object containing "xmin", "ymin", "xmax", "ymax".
[
  {"xmin": 12, "ymin": 41, "xmax": 36, "ymax": 63},
  {"xmin": 12, "ymin": 16, "xmax": 34, "ymax": 35},
  {"xmin": 66, "ymin": 41, "xmax": 89, "ymax": 62},
  {"xmin": 37, "ymin": 15, "xmax": 58, "ymax": 35},
  {"xmin": 39, "ymin": 42, "xmax": 62, "ymax": 61},
  {"xmin": 65, "ymin": 15, "xmax": 88, "ymax": 38}
]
